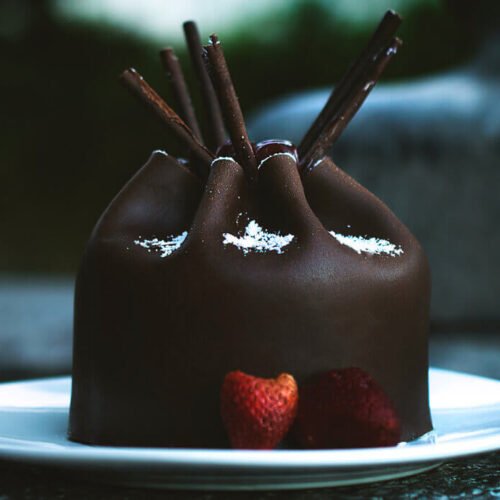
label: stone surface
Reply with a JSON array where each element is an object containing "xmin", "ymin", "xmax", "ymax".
[{"xmin": 0, "ymin": 452, "xmax": 497, "ymax": 498}]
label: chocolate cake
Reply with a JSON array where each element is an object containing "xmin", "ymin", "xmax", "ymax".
[{"xmin": 69, "ymin": 12, "xmax": 432, "ymax": 447}]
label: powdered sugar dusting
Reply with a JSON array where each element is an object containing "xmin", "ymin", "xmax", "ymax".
[
  {"xmin": 134, "ymin": 232, "xmax": 187, "ymax": 257},
  {"xmin": 223, "ymin": 220, "xmax": 294, "ymax": 255},
  {"xmin": 258, "ymin": 152, "xmax": 297, "ymax": 170},
  {"xmin": 330, "ymin": 231, "xmax": 403, "ymax": 256}
]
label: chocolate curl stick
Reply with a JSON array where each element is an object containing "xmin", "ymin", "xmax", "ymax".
[
  {"xmin": 120, "ymin": 68, "xmax": 214, "ymax": 169},
  {"xmin": 298, "ymin": 10, "xmax": 402, "ymax": 159},
  {"xmin": 183, "ymin": 21, "xmax": 226, "ymax": 151},
  {"xmin": 301, "ymin": 38, "xmax": 402, "ymax": 170},
  {"xmin": 160, "ymin": 47, "xmax": 203, "ymax": 142},
  {"xmin": 204, "ymin": 34, "xmax": 258, "ymax": 181}
]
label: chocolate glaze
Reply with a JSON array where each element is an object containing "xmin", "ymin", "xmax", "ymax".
[{"xmin": 69, "ymin": 144, "xmax": 432, "ymax": 447}]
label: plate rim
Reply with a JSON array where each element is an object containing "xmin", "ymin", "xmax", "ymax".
[{"xmin": 0, "ymin": 367, "xmax": 498, "ymax": 470}]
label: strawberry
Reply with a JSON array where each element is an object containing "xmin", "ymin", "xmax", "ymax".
[
  {"xmin": 221, "ymin": 371, "xmax": 298, "ymax": 449},
  {"xmin": 294, "ymin": 367, "xmax": 401, "ymax": 449}
]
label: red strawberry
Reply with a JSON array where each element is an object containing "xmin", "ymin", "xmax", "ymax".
[
  {"xmin": 294, "ymin": 367, "xmax": 401, "ymax": 448},
  {"xmin": 221, "ymin": 371, "xmax": 298, "ymax": 449}
]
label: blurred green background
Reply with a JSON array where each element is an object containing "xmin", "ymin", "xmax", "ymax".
[{"xmin": 1, "ymin": 0, "xmax": 498, "ymax": 273}]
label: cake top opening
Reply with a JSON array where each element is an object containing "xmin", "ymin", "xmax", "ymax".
[{"xmin": 119, "ymin": 11, "xmax": 402, "ymax": 181}]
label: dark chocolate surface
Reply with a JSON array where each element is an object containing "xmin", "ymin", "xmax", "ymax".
[{"xmin": 69, "ymin": 146, "xmax": 432, "ymax": 447}]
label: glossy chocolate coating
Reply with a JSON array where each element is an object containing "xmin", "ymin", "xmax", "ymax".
[{"xmin": 69, "ymin": 144, "xmax": 432, "ymax": 447}]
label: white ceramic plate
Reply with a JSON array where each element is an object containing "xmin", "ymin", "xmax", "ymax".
[{"xmin": 0, "ymin": 368, "xmax": 498, "ymax": 490}]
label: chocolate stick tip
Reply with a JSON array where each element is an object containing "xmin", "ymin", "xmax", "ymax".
[
  {"xmin": 119, "ymin": 67, "xmax": 142, "ymax": 89},
  {"xmin": 298, "ymin": 10, "xmax": 403, "ymax": 161},
  {"xmin": 384, "ymin": 9, "xmax": 402, "ymax": 21},
  {"xmin": 301, "ymin": 36, "xmax": 402, "ymax": 170},
  {"xmin": 183, "ymin": 23, "xmax": 226, "ymax": 150},
  {"xmin": 183, "ymin": 19, "xmax": 202, "ymax": 36},
  {"xmin": 120, "ymin": 67, "xmax": 137, "ymax": 78}
]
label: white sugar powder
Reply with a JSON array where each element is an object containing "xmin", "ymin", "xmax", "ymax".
[
  {"xmin": 134, "ymin": 231, "xmax": 187, "ymax": 257},
  {"xmin": 330, "ymin": 231, "xmax": 403, "ymax": 256},
  {"xmin": 223, "ymin": 220, "xmax": 294, "ymax": 255}
]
